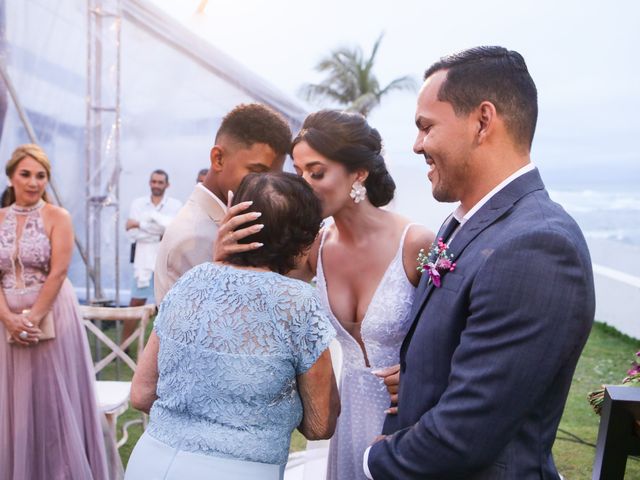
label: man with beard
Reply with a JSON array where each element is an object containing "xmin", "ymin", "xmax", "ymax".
[
  {"xmin": 365, "ymin": 46, "xmax": 595, "ymax": 479},
  {"xmin": 125, "ymin": 169, "xmax": 182, "ymax": 318}
]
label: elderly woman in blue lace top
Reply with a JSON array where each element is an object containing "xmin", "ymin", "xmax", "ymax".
[{"xmin": 125, "ymin": 172, "xmax": 339, "ymax": 480}]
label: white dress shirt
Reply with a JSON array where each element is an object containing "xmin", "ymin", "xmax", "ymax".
[{"xmin": 128, "ymin": 194, "xmax": 182, "ymax": 288}]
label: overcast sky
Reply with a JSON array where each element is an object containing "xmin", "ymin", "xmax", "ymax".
[{"xmin": 150, "ymin": 0, "xmax": 639, "ymax": 191}]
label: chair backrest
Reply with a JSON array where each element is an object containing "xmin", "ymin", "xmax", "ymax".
[{"xmin": 79, "ymin": 304, "xmax": 156, "ymax": 374}]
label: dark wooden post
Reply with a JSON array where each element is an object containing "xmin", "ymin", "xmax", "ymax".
[{"xmin": 592, "ymin": 386, "xmax": 640, "ymax": 479}]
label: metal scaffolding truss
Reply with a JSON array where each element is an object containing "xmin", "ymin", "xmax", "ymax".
[{"xmin": 86, "ymin": 0, "xmax": 122, "ymax": 306}]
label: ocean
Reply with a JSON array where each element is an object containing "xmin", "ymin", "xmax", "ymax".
[
  {"xmin": 388, "ymin": 163, "xmax": 640, "ymax": 338},
  {"xmin": 548, "ymin": 188, "xmax": 640, "ymax": 246},
  {"xmin": 387, "ymin": 163, "xmax": 640, "ymax": 250}
]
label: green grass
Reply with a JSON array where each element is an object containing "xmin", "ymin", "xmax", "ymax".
[
  {"xmin": 552, "ymin": 322, "xmax": 640, "ymax": 479},
  {"xmin": 290, "ymin": 430, "xmax": 307, "ymax": 453},
  {"xmin": 92, "ymin": 320, "xmax": 640, "ymax": 476}
]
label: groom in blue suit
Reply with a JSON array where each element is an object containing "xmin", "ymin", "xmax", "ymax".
[{"xmin": 366, "ymin": 47, "xmax": 595, "ymax": 479}]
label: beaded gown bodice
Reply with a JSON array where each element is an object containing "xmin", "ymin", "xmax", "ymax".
[
  {"xmin": 316, "ymin": 223, "xmax": 417, "ymax": 371},
  {"xmin": 0, "ymin": 202, "xmax": 50, "ymax": 290}
]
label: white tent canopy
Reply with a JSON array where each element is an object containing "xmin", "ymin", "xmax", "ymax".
[{"xmin": 0, "ymin": 0, "xmax": 306, "ymax": 303}]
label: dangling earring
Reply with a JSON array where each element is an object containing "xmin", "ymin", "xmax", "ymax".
[{"xmin": 350, "ymin": 181, "xmax": 367, "ymax": 204}]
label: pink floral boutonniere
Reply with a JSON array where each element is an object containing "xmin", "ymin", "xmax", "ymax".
[{"xmin": 416, "ymin": 238, "xmax": 456, "ymax": 288}]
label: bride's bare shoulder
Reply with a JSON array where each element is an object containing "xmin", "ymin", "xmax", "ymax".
[
  {"xmin": 404, "ymin": 224, "xmax": 435, "ymax": 252},
  {"xmin": 392, "ymin": 216, "xmax": 435, "ymax": 286},
  {"xmin": 385, "ymin": 212, "xmax": 434, "ymax": 249}
]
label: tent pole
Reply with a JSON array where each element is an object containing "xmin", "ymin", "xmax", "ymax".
[{"xmin": 86, "ymin": 0, "xmax": 122, "ymax": 306}]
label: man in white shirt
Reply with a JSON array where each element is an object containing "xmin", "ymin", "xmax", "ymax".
[
  {"xmin": 126, "ymin": 169, "xmax": 182, "ymax": 313},
  {"xmin": 153, "ymin": 103, "xmax": 292, "ymax": 304}
]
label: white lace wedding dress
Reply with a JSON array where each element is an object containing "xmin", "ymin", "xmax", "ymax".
[{"xmin": 307, "ymin": 224, "xmax": 418, "ymax": 480}]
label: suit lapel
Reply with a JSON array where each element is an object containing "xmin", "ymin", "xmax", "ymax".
[{"xmin": 401, "ymin": 169, "xmax": 546, "ymax": 358}]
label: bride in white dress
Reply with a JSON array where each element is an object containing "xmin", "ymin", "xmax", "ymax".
[{"xmin": 289, "ymin": 110, "xmax": 435, "ymax": 480}]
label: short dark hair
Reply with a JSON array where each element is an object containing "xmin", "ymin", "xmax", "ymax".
[
  {"xmin": 151, "ymin": 169, "xmax": 169, "ymax": 183},
  {"xmin": 291, "ymin": 110, "xmax": 395, "ymax": 207},
  {"xmin": 215, "ymin": 103, "xmax": 292, "ymax": 156},
  {"xmin": 226, "ymin": 172, "xmax": 322, "ymax": 274},
  {"xmin": 424, "ymin": 46, "xmax": 538, "ymax": 150}
]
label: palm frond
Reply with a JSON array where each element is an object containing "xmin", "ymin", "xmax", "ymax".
[
  {"xmin": 299, "ymin": 83, "xmax": 352, "ymax": 105},
  {"xmin": 378, "ymin": 75, "xmax": 418, "ymax": 96},
  {"xmin": 364, "ymin": 33, "xmax": 384, "ymax": 76},
  {"xmin": 297, "ymin": 32, "xmax": 412, "ymax": 116},
  {"xmin": 348, "ymin": 93, "xmax": 379, "ymax": 117}
]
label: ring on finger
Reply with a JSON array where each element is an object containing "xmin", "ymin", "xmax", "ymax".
[{"xmin": 18, "ymin": 331, "xmax": 28, "ymax": 340}]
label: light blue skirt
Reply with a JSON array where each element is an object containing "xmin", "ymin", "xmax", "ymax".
[{"xmin": 125, "ymin": 432, "xmax": 285, "ymax": 480}]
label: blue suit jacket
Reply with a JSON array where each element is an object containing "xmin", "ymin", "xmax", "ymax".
[{"xmin": 369, "ymin": 169, "xmax": 595, "ymax": 479}]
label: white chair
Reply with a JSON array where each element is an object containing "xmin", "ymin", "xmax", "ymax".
[{"xmin": 80, "ymin": 304, "xmax": 156, "ymax": 447}]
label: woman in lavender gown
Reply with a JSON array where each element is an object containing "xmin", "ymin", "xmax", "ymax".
[{"xmin": 0, "ymin": 144, "xmax": 109, "ymax": 480}]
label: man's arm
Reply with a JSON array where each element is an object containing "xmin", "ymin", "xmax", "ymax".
[
  {"xmin": 368, "ymin": 229, "xmax": 594, "ymax": 478},
  {"xmin": 126, "ymin": 199, "xmax": 141, "ymax": 232},
  {"xmin": 125, "ymin": 218, "xmax": 140, "ymax": 230},
  {"xmin": 126, "ymin": 198, "xmax": 157, "ymax": 242}
]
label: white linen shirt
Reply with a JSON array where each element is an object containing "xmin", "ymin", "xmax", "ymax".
[{"xmin": 128, "ymin": 195, "xmax": 182, "ymax": 288}]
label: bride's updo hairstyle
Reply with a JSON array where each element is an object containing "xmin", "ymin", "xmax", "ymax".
[
  {"xmin": 291, "ymin": 110, "xmax": 396, "ymax": 207},
  {"xmin": 226, "ymin": 172, "xmax": 323, "ymax": 275}
]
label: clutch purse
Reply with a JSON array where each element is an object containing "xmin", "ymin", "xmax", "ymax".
[{"xmin": 6, "ymin": 309, "xmax": 55, "ymax": 343}]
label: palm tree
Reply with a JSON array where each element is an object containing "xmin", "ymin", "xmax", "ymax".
[{"xmin": 299, "ymin": 34, "xmax": 417, "ymax": 117}]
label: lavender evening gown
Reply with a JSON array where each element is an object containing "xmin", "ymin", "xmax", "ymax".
[{"xmin": 0, "ymin": 202, "xmax": 109, "ymax": 480}]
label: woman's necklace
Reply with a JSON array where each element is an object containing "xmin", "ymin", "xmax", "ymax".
[{"xmin": 10, "ymin": 199, "xmax": 45, "ymax": 214}]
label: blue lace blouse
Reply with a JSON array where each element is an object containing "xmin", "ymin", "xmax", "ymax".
[{"xmin": 147, "ymin": 262, "xmax": 336, "ymax": 465}]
